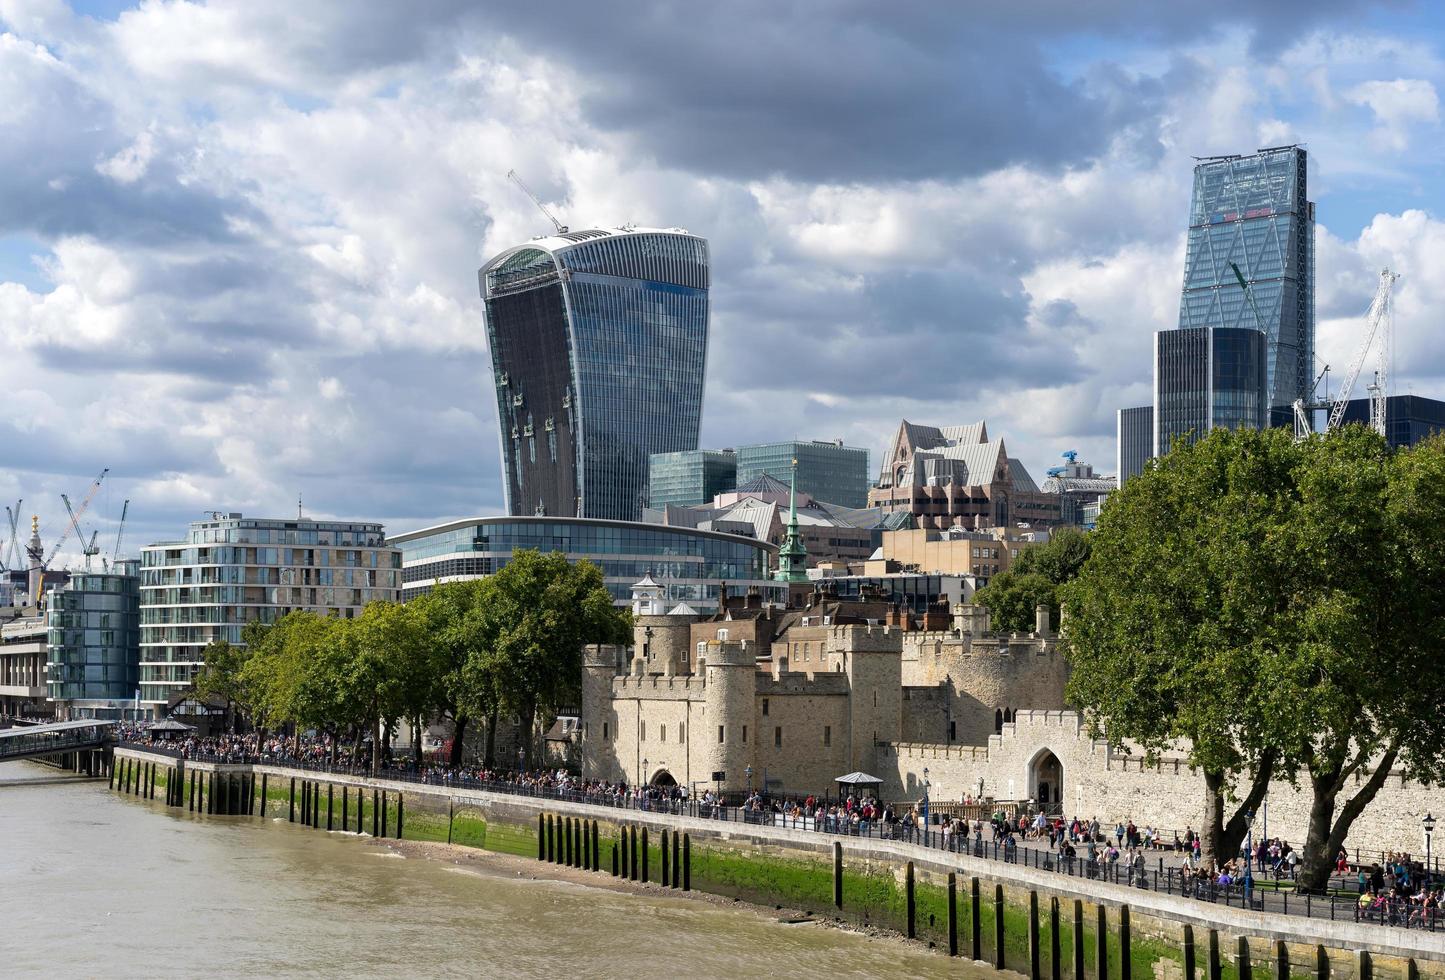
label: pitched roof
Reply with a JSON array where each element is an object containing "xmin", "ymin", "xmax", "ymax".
[{"xmin": 732, "ymin": 472, "xmax": 791, "ymax": 496}]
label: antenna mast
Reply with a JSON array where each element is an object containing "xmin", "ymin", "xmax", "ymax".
[{"xmin": 506, "ymin": 169, "xmax": 568, "ymax": 235}]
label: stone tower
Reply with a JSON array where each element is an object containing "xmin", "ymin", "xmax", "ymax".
[
  {"xmin": 580, "ymin": 644, "xmax": 626, "ymax": 780},
  {"xmin": 700, "ymin": 638, "xmax": 757, "ymax": 793}
]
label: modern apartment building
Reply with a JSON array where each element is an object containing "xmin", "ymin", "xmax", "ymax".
[
  {"xmin": 480, "ymin": 227, "xmax": 710, "ymax": 521},
  {"xmin": 46, "ymin": 559, "xmax": 141, "ymax": 719},
  {"xmin": 138, "ymin": 515, "xmax": 400, "ymax": 709}
]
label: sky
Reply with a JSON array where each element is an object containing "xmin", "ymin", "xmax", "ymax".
[{"xmin": 4, "ymin": 0, "xmax": 1445, "ymax": 567}]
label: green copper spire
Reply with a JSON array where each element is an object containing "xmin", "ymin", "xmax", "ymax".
[{"xmin": 774, "ymin": 457, "xmax": 809, "ymax": 583}]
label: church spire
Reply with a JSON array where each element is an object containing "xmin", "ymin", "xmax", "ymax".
[{"xmin": 774, "ymin": 458, "xmax": 809, "ymax": 583}]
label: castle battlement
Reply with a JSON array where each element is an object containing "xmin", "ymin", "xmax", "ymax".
[
  {"xmin": 880, "ymin": 741, "xmax": 990, "ymax": 763},
  {"xmin": 610, "ymin": 674, "xmax": 707, "ymax": 698},
  {"xmin": 757, "ymin": 671, "xmax": 852, "ymax": 696}
]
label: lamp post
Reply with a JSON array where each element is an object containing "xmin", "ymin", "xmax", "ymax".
[
  {"xmin": 1244, "ymin": 809, "xmax": 1255, "ymax": 907},
  {"xmin": 1424, "ymin": 813, "xmax": 1436, "ymax": 885},
  {"xmin": 922, "ymin": 766, "xmax": 931, "ymax": 828},
  {"xmin": 745, "ymin": 765, "xmax": 753, "ymax": 797},
  {"xmin": 641, "ymin": 757, "xmax": 648, "ymax": 789}
]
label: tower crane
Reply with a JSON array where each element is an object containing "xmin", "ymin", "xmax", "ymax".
[
  {"xmin": 62, "ymin": 494, "xmax": 101, "ymax": 571},
  {"xmin": 109, "ymin": 499, "xmax": 130, "ymax": 570},
  {"xmin": 40, "ymin": 468, "xmax": 108, "ymax": 570},
  {"xmin": 1, "ymin": 501, "xmax": 19, "ymax": 573},
  {"xmin": 1326, "ymin": 269, "xmax": 1398, "ymax": 436},
  {"xmin": 506, "ymin": 169, "xmax": 568, "ymax": 235}
]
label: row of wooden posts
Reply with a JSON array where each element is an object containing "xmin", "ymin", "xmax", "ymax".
[
  {"xmin": 108, "ymin": 756, "xmax": 405, "ymax": 838},
  {"xmin": 536, "ymin": 812, "xmax": 692, "ymax": 891}
]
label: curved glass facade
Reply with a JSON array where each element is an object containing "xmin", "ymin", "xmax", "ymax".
[
  {"xmin": 482, "ymin": 229, "xmax": 709, "ymax": 522},
  {"xmin": 46, "ymin": 562, "xmax": 140, "ymax": 714},
  {"xmin": 394, "ymin": 517, "xmax": 781, "ymax": 611}
]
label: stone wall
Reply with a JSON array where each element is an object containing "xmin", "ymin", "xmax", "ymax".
[{"xmin": 882, "ymin": 709, "xmax": 1445, "ymax": 857}]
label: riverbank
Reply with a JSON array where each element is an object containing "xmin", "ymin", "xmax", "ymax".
[{"xmin": 107, "ymin": 747, "xmax": 1445, "ymax": 976}]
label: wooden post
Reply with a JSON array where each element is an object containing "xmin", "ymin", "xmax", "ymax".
[
  {"xmin": 1354, "ymin": 951, "xmax": 1371, "ymax": 980},
  {"xmin": 380, "ymin": 791, "xmax": 388, "ymax": 837},
  {"xmin": 260, "ymin": 774, "xmax": 268, "ymax": 817},
  {"xmin": 994, "ymin": 884, "xmax": 1005, "ymax": 971},
  {"xmin": 1072, "ymin": 901, "xmax": 1084, "ymax": 980},
  {"xmin": 641, "ymin": 827, "xmax": 650, "ymax": 883},
  {"xmin": 1207, "ymin": 929, "xmax": 1221, "ymax": 980},
  {"xmin": 661, "ymin": 829, "xmax": 670, "ymax": 884},
  {"xmin": 593, "ymin": 821, "xmax": 600, "ymax": 873},
  {"xmin": 1095, "ymin": 904, "xmax": 1108, "ymax": 980},
  {"xmin": 611, "ymin": 840, "xmax": 619, "ymax": 877},
  {"xmin": 149, "ymin": 762, "xmax": 156, "ymax": 799},
  {"xmin": 396, "ymin": 793, "xmax": 404, "ymax": 839},
  {"xmin": 1120, "ymin": 905, "xmax": 1131, "ymax": 980},
  {"xmin": 188, "ymin": 770, "xmax": 195, "ymax": 811},
  {"xmin": 327, "ymin": 784, "xmax": 334, "ymax": 831},
  {"xmin": 1050, "ymin": 895, "xmax": 1061, "ymax": 980},
  {"xmin": 207, "ymin": 772, "xmax": 215, "ymax": 815},
  {"xmin": 833, "ymin": 841, "xmax": 843, "ymax": 909},
  {"xmin": 301, "ymin": 780, "xmax": 309, "ymax": 824},
  {"xmin": 289, "ymin": 777, "xmax": 296, "ymax": 822},
  {"xmin": 108, "ymin": 755, "xmax": 115, "ymax": 789},
  {"xmin": 671, "ymin": 827, "xmax": 680, "ymax": 887},
  {"xmin": 630, "ymin": 827, "xmax": 639, "ymax": 882},
  {"xmin": 1183, "ymin": 925, "xmax": 1196, "ymax": 980},
  {"xmin": 1236, "ymin": 937, "xmax": 1253, "ymax": 980},
  {"xmin": 1273, "ymin": 941, "xmax": 1288, "ymax": 980},
  {"xmin": 905, "ymin": 861, "xmax": 916, "ymax": 940},
  {"xmin": 372, "ymin": 789, "xmax": 380, "ymax": 838},
  {"xmin": 1315, "ymin": 947, "xmax": 1329, "ymax": 980},
  {"xmin": 971, "ymin": 877, "xmax": 982, "ymax": 961},
  {"xmin": 1406, "ymin": 959, "xmax": 1419, "ymax": 980},
  {"xmin": 538, "ymin": 814, "xmax": 546, "ymax": 860},
  {"xmin": 619, "ymin": 825, "xmax": 628, "ymax": 878},
  {"xmin": 947, "ymin": 873, "xmax": 958, "ymax": 957},
  {"xmin": 356, "ymin": 787, "xmax": 364, "ymax": 835},
  {"xmin": 1028, "ymin": 890, "xmax": 1041, "ymax": 980},
  {"xmin": 682, "ymin": 832, "xmax": 691, "ymax": 891},
  {"xmin": 447, "ymin": 801, "xmax": 455, "ymax": 846}
]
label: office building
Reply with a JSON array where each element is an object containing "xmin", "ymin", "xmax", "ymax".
[
  {"xmin": 1154, "ymin": 326, "xmax": 1268, "ymax": 454},
  {"xmin": 139, "ymin": 515, "xmax": 400, "ymax": 709},
  {"xmin": 46, "ymin": 560, "xmax": 141, "ymax": 719},
  {"xmin": 1039, "ymin": 453, "xmax": 1116, "ymax": 527},
  {"xmin": 647, "ymin": 449, "xmax": 737, "ymax": 508},
  {"xmin": 0, "ymin": 615, "xmax": 48, "ymax": 719},
  {"xmin": 1116, "ymin": 406, "xmax": 1154, "ymax": 484},
  {"xmin": 392, "ymin": 516, "xmax": 782, "ymax": 613},
  {"xmin": 736, "ymin": 440, "xmax": 870, "ymax": 509},
  {"xmin": 479, "ymin": 227, "xmax": 710, "ymax": 521},
  {"xmin": 1335, "ymin": 394, "xmax": 1445, "ymax": 449},
  {"xmin": 868, "ymin": 419, "xmax": 1059, "ymax": 529},
  {"xmin": 1155, "ymin": 146, "xmax": 1315, "ymax": 454}
]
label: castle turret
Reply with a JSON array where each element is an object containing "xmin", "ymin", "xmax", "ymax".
[
  {"xmin": 580, "ymin": 644, "xmax": 626, "ymax": 780},
  {"xmin": 701, "ymin": 638, "xmax": 757, "ymax": 792}
]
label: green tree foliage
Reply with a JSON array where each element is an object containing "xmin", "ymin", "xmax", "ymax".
[
  {"xmin": 1064, "ymin": 425, "xmax": 1445, "ymax": 883},
  {"xmin": 192, "ymin": 639, "xmax": 252, "ymax": 733},
  {"xmin": 974, "ymin": 526, "xmax": 1092, "ymax": 632}
]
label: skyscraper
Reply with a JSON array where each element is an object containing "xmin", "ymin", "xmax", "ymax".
[
  {"xmin": 480, "ymin": 228, "xmax": 710, "ymax": 521},
  {"xmin": 1155, "ymin": 146, "xmax": 1315, "ymax": 454},
  {"xmin": 737, "ymin": 440, "xmax": 870, "ymax": 508}
]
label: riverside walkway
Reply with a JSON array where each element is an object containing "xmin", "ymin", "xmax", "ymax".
[
  {"xmin": 0, "ymin": 720, "xmax": 113, "ymax": 764},
  {"xmin": 111, "ymin": 742, "xmax": 1443, "ymax": 948}
]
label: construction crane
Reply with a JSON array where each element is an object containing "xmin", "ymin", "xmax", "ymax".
[
  {"xmin": 1, "ymin": 500, "xmax": 19, "ymax": 573},
  {"xmin": 1292, "ymin": 363, "xmax": 1330, "ymax": 442},
  {"xmin": 506, "ymin": 169, "xmax": 568, "ymax": 235},
  {"xmin": 109, "ymin": 499, "xmax": 130, "ymax": 570},
  {"xmin": 40, "ymin": 468, "xmax": 108, "ymax": 570},
  {"xmin": 1327, "ymin": 269, "xmax": 1398, "ymax": 436},
  {"xmin": 62, "ymin": 494, "xmax": 101, "ymax": 571}
]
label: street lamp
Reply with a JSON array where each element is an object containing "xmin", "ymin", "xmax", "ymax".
[
  {"xmin": 745, "ymin": 765, "xmax": 754, "ymax": 796},
  {"xmin": 1423, "ymin": 813, "xmax": 1436, "ymax": 884},
  {"xmin": 922, "ymin": 767, "xmax": 931, "ymax": 827},
  {"xmin": 641, "ymin": 757, "xmax": 649, "ymax": 789},
  {"xmin": 1244, "ymin": 809, "xmax": 1255, "ymax": 906}
]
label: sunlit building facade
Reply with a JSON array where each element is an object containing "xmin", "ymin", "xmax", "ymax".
[
  {"xmin": 480, "ymin": 228, "xmax": 710, "ymax": 522},
  {"xmin": 46, "ymin": 560, "xmax": 141, "ymax": 718}
]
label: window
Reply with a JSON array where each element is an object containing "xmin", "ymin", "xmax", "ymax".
[
  {"xmin": 774, "ymin": 726, "xmax": 782, "ymax": 748},
  {"xmin": 762, "ymin": 698, "xmax": 769, "ymax": 716},
  {"xmin": 823, "ymin": 725, "xmax": 831, "ymax": 747},
  {"xmin": 640, "ymin": 721, "xmax": 646, "ymax": 741},
  {"xmin": 603, "ymin": 722, "xmax": 609, "ymax": 739},
  {"xmin": 679, "ymin": 723, "xmax": 685, "ymax": 742},
  {"xmin": 660, "ymin": 724, "xmax": 666, "ymax": 742},
  {"xmin": 742, "ymin": 725, "xmax": 747, "ymax": 743},
  {"xmin": 718, "ymin": 725, "xmax": 725, "ymax": 743},
  {"xmin": 949, "ymin": 720, "xmax": 957, "ymax": 741}
]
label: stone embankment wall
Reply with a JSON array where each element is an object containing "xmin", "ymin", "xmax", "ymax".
[
  {"xmin": 882, "ymin": 710, "xmax": 1445, "ymax": 857},
  {"xmin": 109, "ymin": 747, "xmax": 1445, "ymax": 970}
]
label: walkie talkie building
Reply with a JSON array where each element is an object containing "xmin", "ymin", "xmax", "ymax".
[{"xmin": 479, "ymin": 228, "xmax": 710, "ymax": 521}]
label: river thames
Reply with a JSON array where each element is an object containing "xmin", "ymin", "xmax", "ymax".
[{"xmin": 0, "ymin": 765, "xmax": 984, "ymax": 978}]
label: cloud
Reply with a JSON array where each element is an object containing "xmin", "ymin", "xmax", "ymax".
[{"xmin": 1346, "ymin": 78, "xmax": 1440, "ymax": 150}]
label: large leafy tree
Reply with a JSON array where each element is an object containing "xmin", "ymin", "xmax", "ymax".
[
  {"xmin": 192, "ymin": 639, "xmax": 252, "ymax": 733},
  {"xmin": 1063, "ymin": 427, "xmax": 1299, "ymax": 865},
  {"xmin": 474, "ymin": 551, "xmax": 631, "ymax": 770}
]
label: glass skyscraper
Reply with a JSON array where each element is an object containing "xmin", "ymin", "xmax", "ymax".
[
  {"xmin": 1115, "ymin": 405, "xmax": 1154, "ymax": 484},
  {"xmin": 736, "ymin": 440, "xmax": 870, "ymax": 508},
  {"xmin": 1155, "ymin": 146, "xmax": 1314, "ymax": 453},
  {"xmin": 648, "ymin": 449, "xmax": 737, "ymax": 508},
  {"xmin": 46, "ymin": 559, "xmax": 140, "ymax": 718},
  {"xmin": 480, "ymin": 228, "xmax": 710, "ymax": 521}
]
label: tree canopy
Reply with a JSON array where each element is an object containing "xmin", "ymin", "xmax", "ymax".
[
  {"xmin": 974, "ymin": 525, "xmax": 1091, "ymax": 632},
  {"xmin": 1063, "ymin": 425, "xmax": 1445, "ymax": 885}
]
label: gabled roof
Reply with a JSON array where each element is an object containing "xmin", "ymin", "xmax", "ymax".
[
  {"xmin": 1008, "ymin": 457, "xmax": 1041, "ymax": 494},
  {"xmin": 733, "ymin": 472, "xmax": 792, "ymax": 496}
]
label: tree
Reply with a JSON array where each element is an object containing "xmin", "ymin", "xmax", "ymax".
[
  {"xmin": 192, "ymin": 639, "xmax": 252, "ymax": 733},
  {"xmin": 975, "ymin": 526, "xmax": 1092, "ymax": 632},
  {"xmin": 474, "ymin": 551, "xmax": 631, "ymax": 770},
  {"xmin": 422, "ymin": 580, "xmax": 496, "ymax": 768},
  {"xmin": 1062, "ymin": 427, "xmax": 1299, "ymax": 865}
]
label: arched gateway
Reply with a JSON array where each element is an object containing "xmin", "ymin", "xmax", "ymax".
[{"xmin": 1028, "ymin": 748, "xmax": 1063, "ymax": 810}]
